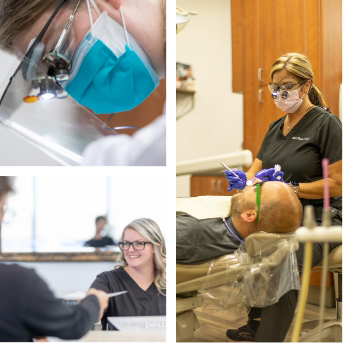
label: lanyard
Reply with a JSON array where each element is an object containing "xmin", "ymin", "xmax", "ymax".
[{"xmin": 222, "ymin": 217, "xmax": 244, "ymax": 243}]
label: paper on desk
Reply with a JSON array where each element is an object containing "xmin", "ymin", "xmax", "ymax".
[{"xmin": 61, "ymin": 290, "xmax": 127, "ymax": 300}]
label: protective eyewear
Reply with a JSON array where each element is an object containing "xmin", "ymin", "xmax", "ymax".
[
  {"xmin": 0, "ymin": 0, "xmax": 72, "ymax": 106},
  {"xmin": 118, "ymin": 241, "xmax": 153, "ymax": 251},
  {"xmin": 268, "ymin": 77, "xmax": 307, "ymax": 99},
  {"xmin": 253, "ymin": 181, "xmax": 267, "ymax": 223}
]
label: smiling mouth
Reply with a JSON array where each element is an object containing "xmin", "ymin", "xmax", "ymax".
[{"xmin": 129, "ymin": 255, "xmax": 140, "ymax": 259}]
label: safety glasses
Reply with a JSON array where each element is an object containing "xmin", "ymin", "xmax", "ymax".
[
  {"xmin": 268, "ymin": 77, "xmax": 307, "ymax": 99},
  {"xmin": 253, "ymin": 181, "xmax": 267, "ymax": 223}
]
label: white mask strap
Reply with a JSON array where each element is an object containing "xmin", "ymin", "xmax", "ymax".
[
  {"xmin": 88, "ymin": 0, "xmax": 101, "ymax": 16},
  {"xmin": 120, "ymin": 6, "xmax": 131, "ymax": 49},
  {"xmin": 86, "ymin": 0, "xmax": 94, "ymax": 37}
]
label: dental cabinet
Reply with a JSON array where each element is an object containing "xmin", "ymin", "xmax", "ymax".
[{"xmin": 231, "ymin": 0, "xmax": 342, "ymax": 158}]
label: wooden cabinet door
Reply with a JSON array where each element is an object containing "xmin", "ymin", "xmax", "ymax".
[
  {"xmin": 190, "ymin": 175, "xmax": 237, "ymax": 197},
  {"xmin": 258, "ymin": 0, "xmax": 310, "ymax": 86}
]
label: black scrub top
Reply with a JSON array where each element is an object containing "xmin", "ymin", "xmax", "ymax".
[
  {"xmin": 0, "ymin": 264, "xmax": 99, "ymax": 342},
  {"xmin": 257, "ymin": 107, "xmax": 342, "ymax": 210},
  {"xmin": 84, "ymin": 236, "xmax": 116, "ymax": 247},
  {"xmin": 90, "ymin": 267, "xmax": 166, "ymax": 330}
]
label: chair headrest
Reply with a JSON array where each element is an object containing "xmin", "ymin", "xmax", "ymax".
[{"xmin": 245, "ymin": 232, "xmax": 298, "ymax": 257}]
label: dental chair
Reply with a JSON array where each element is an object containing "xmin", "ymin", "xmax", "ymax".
[
  {"xmin": 176, "ymin": 196, "xmax": 300, "ymax": 342},
  {"xmin": 299, "ymin": 245, "xmax": 342, "ymax": 342}
]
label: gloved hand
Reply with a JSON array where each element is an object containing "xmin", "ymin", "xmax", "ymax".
[
  {"xmin": 224, "ymin": 170, "xmax": 247, "ymax": 191},
  {"xmin": 255, "ymin": 168, "xmax": 285, "ymax": 182}
]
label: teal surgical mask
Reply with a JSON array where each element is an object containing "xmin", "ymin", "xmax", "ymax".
[{"xmin": 61, "ymin": 6, "xmax": 159, "ymax": 114}]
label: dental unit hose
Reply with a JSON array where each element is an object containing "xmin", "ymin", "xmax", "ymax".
[{"xmin": 291, "ymin": 158, "xmax": 331, "ymax": 342}]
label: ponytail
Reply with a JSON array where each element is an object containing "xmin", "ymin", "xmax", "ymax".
[{"xmin": 308, "ymin": 84, "xmax": 327, "ymax": 107}]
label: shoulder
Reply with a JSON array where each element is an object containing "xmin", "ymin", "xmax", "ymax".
[
  {"xmin": 96, "ymin": 267, "xmax": 124, "ymax": 280},
  {"xmin": 311, "ymin": 107, "xmax": 342, "ymax": 129},
  {"xmin": 0, "ymin": 263, "xmax": 38, "ymax": 283},
  {"xmin": 268, "ymin": 117, "xmax": 285, "ymax": 131}
]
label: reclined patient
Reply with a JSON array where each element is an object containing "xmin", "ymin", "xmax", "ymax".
[{"xmin": 176, "ymin": 181, "xmax": 303, "ymax": 264}]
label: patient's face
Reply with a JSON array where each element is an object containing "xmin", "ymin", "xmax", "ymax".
[
  {"xmin": 123, "ymin": 228, "xmax": 154, "ymax": 270},
  {"xmin": 231, "ymin": 185, "xmax": 256, "ymax": 216}
]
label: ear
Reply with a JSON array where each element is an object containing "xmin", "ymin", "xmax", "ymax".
[
  {"xmin": 240, "ymin": 209, "xmax": 257, "ymax": 223},
  {"xmin": 106, "ymin": 0, "xmax": 122, "ymax": 10},
  {"xmin": 304, "ymin": 80, "xmax": 312, "ymax": 94}
]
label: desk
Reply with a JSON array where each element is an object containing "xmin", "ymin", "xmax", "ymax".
[{"xmin": 83, "ymin": 331, "xmax": 166, "ymax": 342}]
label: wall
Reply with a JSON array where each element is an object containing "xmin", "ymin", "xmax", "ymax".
[
  {"xmin": 3, "ymin": 261, "xmax": 116, "ymax": 297},
  {"xmin": 176, "ymin": 0, "xmax": 243, "ymax": 162}
]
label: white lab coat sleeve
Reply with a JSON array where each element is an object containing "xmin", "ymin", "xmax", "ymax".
[{"xmin": 82, "ymin": 114, "xmax": 166, "ymax": 166}]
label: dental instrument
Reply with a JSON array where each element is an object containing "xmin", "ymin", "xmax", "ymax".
[
  {"xmin": 217, "ymin": 159, "xmax": 243, "ymax": 182},
  {"xmin": 107, "ymin": 291, "xmax": 128, "ymax": 298}
]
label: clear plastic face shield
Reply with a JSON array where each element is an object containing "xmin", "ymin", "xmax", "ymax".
[{"xmin": 0, "ymin": 0, "xmax": 139, "ymax": 165}]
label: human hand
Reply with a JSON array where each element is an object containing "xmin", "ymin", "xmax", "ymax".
[
  {"xmin": 86, "ymin": 288, "xmax": 109, "ymax": 322},
  {"xmin": 255, "ymin": 168, "xmax": 285, "ymax": 182},
  {"xmin": 224, "ymin": 170, "xmax": 247, "ymax": 190}
]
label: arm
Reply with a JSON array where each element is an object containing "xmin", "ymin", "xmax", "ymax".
[
  {"xmin": 24, "ymin": 272, "xmax": 100, "ymax": 340},
  {"xmin": 90, "ymin": 273, "xmax": 111, "ymax": 320},
  {"xmin": 297, "ymin": 160, "xmax": 342, "ymax": 199},
  {"xmin": 246, "ymin": 158, "xmax": 263, "ymax": 180}
]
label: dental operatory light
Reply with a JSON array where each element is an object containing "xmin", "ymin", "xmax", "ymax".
[{"xmin": 176, "ymin": 6, "xmax": 198, "ymax": 33}]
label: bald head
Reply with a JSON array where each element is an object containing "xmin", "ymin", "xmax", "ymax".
[{"xmin": 231, "ymin": 181, "xmax": 303, "ymax": 234}]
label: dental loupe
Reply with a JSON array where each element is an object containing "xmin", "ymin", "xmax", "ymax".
[{"xmin": 271, "ymin": 85, "xmax": 288, "ymax": 99}]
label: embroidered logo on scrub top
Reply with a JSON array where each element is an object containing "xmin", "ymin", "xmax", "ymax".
[{"xmin": 292, "ymin": 137, "xmax": 310, "ymax": 141}]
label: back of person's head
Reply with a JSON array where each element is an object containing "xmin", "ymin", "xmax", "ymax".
[
  {"xmin": 255, "ymin": 182, "xmax": 303, "ymax": 234},
  {"xmin": 117, "ymin": 218, "xmax": 166, "ymax": 293},
  {"xmin": 0, "ymin": 176, "xmax": 13, "ymax": 199},
  {"xmin": 270, "ymin": 52, "xmax": 326, "ymax": 108},
  {"xmin": 95, "ymin": 215, "xmax": 107, "ymax": 224},
  {"xmin": 231, "ymin": 182, "xmax": 303, "ymax": 234}
]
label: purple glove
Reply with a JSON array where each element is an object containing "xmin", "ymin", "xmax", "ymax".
[
  {"xmin": 224, "ymin": 170, "xmax": 247, "ymax": 191},
  {"xmin": 255, "ymin": 168, "xmax": 285, "ymax": 182}
]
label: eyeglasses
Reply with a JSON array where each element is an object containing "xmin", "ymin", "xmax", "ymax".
[
  {"xmin": 268, "ymin": 77, "xmax": 307, "ymax": 99},
  {"xmin": 118, "ymin": 241, "xmax": 153, "ymax": 251},
  {"xmin": 0, "ymin": 0, "xmax": 78, "ymax": 106},
  {"xmin": 253, "ymin": 181, "xmax": 267, "ymax": 223},
  {"xmin": 43, "ymin": 0, "xmax": 82, "ymax": 82}
]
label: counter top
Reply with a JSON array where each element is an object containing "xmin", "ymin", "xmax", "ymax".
[{"xmin": 0, "ymin": 251, "xmax": 120, "ymax": 262}]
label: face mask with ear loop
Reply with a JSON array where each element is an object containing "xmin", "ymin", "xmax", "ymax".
[
  {"xmin": 273, "ymin": 84, "xmax": 306, "ymax": 113},
  {"xmin": 60, "ymin": 0, "xmax": 160, "ymax": 114}
]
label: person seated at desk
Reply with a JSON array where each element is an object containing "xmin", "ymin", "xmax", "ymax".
[
  {"xmin": 177, "ymin": 181, "xmax": 303, "ymax": 265},
  {"xmin": 90, "ymin": 218, "xmax": 166, "ymax": 330},
  {"xmin": 85, "ymin": 216, "xmax": 116, "ymax": 248},
  {"xmin": 0, "ymin": 177, "xmax": 109, "ymax": 342}
]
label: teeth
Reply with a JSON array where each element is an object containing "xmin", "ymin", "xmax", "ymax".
[{"xmin": 129, "ymin": 256, "xmax": 139, "ymax": 258}]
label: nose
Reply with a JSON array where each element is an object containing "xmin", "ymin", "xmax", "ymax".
[{"xmin": 127, "ymin": 243, "xmax": 135, "ymax": 252}]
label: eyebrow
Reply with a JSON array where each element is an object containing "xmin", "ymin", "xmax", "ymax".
[{"xmin": 270, "ymin": 78, "xmax": 297, "ymax": 85}]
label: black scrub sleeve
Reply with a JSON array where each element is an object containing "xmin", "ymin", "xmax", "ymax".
[
  {"xmin": 90, "ymin": 272, "xmax": 111, "ymax": 316},
  {"xmin": 23, "ymin": 270, "xmax": 100, "ymax": 340},
  {"xmin": 317, "ymin": 112, "xmax": 342, "ymax": 164}
]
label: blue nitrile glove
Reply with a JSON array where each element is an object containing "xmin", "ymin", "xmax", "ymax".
[
  {"xmin": 255, "ymin": 168, "xmax": 285, "ymax": 182},
  {"xmin": 224, "ymin": 170, "xmax": 247, "ymax": 191}
]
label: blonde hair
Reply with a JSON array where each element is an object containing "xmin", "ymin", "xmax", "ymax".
[
  {"xmin": 117, "ymin": 218, "xmax": 166, "ymax": 294},
  {"xmin": 270, "ymin": 53, "xmax": 327, "ymax": 108}
]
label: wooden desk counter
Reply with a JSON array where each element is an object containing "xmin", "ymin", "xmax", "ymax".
[
  {"xmin": 0, "ymin": 251, "xmax": 120, "ymax": 262},
  {"xmin": 83, "ymin": 330, "xmax": 166, "ymax": 342}
]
